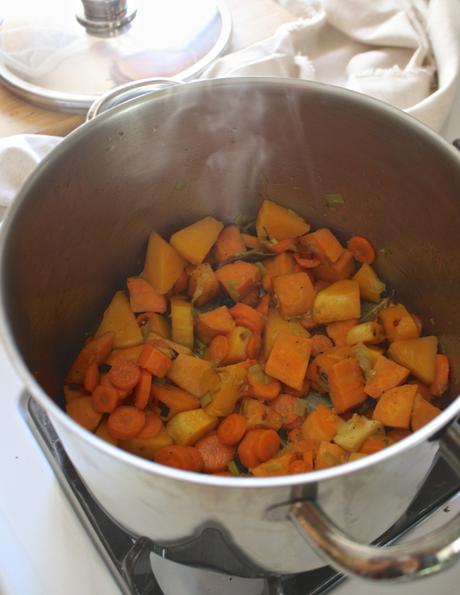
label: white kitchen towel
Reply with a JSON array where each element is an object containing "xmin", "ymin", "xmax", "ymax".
[{"xmin": 202, "ymin": 0, "xmax": 460, "ymax": 131}]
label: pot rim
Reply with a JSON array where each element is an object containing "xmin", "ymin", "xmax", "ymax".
[{"xmin": 1, "ymin": 76, "xmax": 459, "ymax": 489}]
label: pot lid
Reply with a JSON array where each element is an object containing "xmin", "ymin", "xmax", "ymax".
[{"xmin": 0, "ymin": 0, "xmax": 231, "ymax": 113}]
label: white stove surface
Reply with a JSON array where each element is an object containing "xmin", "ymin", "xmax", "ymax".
[{"xmin": 1, "ymin": 90, "xmax": 460, "ymax": 595}]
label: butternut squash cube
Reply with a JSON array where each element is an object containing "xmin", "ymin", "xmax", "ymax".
[
  {"xmin": 166, "ymin": 409, "xmax": 218, "ymax": 446},
  {"xmin": 265, "ymin": 334, "xmax": 312, "ymax": 391},
  {"xmin": 302, "ymin": 403, "xmax": 343, "ymax": 446},
  {"xmin": 188, "ymin": 263, "xmax": 220, "ymax": 307},
  {"xmin": 313, "ymin": 280, "xmax": 361, "ymax": 324},
  {"xmin": 315, "ymin": 441, "xmax": 346, "ymax": 470},
  {"xmin": 411, "ymin": 393, "xmax": 441, "ymax": 431},
  {"xmin": 373, "ymin": 384, "xmax": 417, "ymax": 429},
  {"xmin": 214, "ymin": 225, "xmax": 246, "ymax": 264},
  {"xmin": 151, "ymin": 384, "xmax": 200, "ymax": 421},
  {"xmin": 300, "ymin": 228, "xmax": 343, "ymax": 263},
  {"xmin": 144, "ymin": 313, "xmax": 170, "ymax": 339},
  {"xmin": 222, "ymin": 326, "xmax": 252, "ymax": 365},
  {"xmin": 328, "ymin": 357, "xmax": 367, "ymax": 414},
  {"xmin": 314, "ymin": 249, "xmax": 355, "ymax": 283},
  {"xmin": 170, "ymin": 216, "xmax": 224, "ymax": 265},
  {"xmin": 170, "ymin": 298, "xmax": 194, "ymax": 349},
  {"xmin": 256, "ymin": 199, "xmax": 310, "ymax": 241},
  {"xmin": 380, "ymin": 304, "xmax": 419, "ymax": 342},
  {"xmin": 364, "ymin": 355, "xmax": 410, "ymax": 399},
  {"xmin": 143, "ymin": 232, "xmax": 186, "ymax": 295},
  {"xmin": 273, "ymin": 271, "xmax": 315, "ymax": 318},
  {"xmin": 120, "ymin": 427, "xmax": 173, "ymax": 460},
  {"xmin": 346, "ymin": 321, "xmax": 385, "ymax": 346},
  {"xmin": 196, "ymin": 306, "xmax": 235, "ymax": 344},
  {"xmin": 127, "ymin": 277, "xmax": 166, "ymax": 313},
  {"xmin": 353, "ymin": 263, "xmax": 385, "ymax": 303},
  {"xmin": 95, "ymin": 291, "xmax": 143, "ymax": 349},
  {"xmin": 167, "ymin": 353, "xmax": 219, "ymax": 397},
  {"xmin": 388, "ymin": 336, "xmax": 438, "ymax": 384},
  {"xmin": 205, "ymin": 382, "xmax": 242, "ymax": 417},
  {"xmin": 264, "ymin": 308, "xmax": 310, "ymax": 359},
  {"xmin": 215, "ymin": 260, "xmax": 261, "ymax": 301},
  {"xmin": 333, "ymin": 414, "xmax": 384, "ymax": 452}
]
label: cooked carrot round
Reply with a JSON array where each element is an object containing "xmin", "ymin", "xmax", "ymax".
[
  {"xmin": 138, "ymin": 411, "xmax": 163, "ymax": 438},
  {"xmin": 254, "ymin": 429, "xmax": 280, "ymax": 462},
  {"xmin": 217, "ymin": 413, "xmax": 247, "ymax": 446},
  {"xmin": 91, "ymin": 385, "xmax": 119, "ymax": 413},
  {"xmin": 107, "ymin": 406, "xmax": 146, "ymax": 439},
  {"xmin": 246, "ymin": 333, "xmax": 262, "ymax": 360},
  {"xmin": 195, "ymin": 432, "xmax": 235, "ymax": 473},
  {"xmin": 133, "ymin": 369, "xmax": 152, "ymax": 409},
  {"xmin": 154, "ymin": 445, "xmax": 203, "ymax": 472},
  {"xmin": 66, "ymin": 396, "xmax": 102, "ymax": 431},
  {"xmin": 83, "ymin": 361, "xmax": 100, "ymax": 394},
  {"xmin": 347, "ymin": 235, "xmax": 376, "ymax": 264},
  {"xmin": 209, "ymin": 334, "xmax": 229, "ymax": 363},
  {"xmin": 108, "ymin": 360, "xmax": 141, "ymax": 391}
]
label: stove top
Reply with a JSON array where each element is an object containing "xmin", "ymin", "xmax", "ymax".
[{"xmin": 22, "ymin": 393, "xmax": 460, "ymax": 595}]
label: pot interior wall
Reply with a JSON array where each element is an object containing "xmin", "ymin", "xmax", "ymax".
[{"xmin": 2, "ymin": 79, "xmax": 460, "ymax": 406}]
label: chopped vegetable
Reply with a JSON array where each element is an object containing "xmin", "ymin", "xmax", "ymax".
[
  {"xmin": 170, "ymin": 216, "xmax": 224, "ymax": 265},
  {"xmin": 143, "ymin": 231, "xmax": 186, "ymax": 295}
]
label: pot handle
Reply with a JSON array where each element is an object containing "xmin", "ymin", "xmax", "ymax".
[
  {"xmin": 86, "ymin": 78, "xmax": 181, "ymax": 121},
  {"xmin": 289, "ymin": 417, "xmax": 460, "ymax": 582}
]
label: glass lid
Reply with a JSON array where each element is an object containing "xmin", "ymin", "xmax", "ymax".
[{"xmin": 0, "ymin": 0, "xmax": 232, "ymax": 113}]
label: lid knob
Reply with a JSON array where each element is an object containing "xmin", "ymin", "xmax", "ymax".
[{"xmin": 76, "ymin": 0, "xmax": 137, "ymax": 36}]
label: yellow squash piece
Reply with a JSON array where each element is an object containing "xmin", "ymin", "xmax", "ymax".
[
  {"xmin": 95, "ymin": 291, "xmax": 143, "ymax": 349},
  {"xmin": 353, "ymin": 263, "xmax": 385, "ymax": 303},
  {"xmin": 333, "ymin": 414, "xmax": 384, "ymax": 452},
  {"xmin": 188, "ymin": 263, "xmax": 220, "ymax": 306},
  {"xmin": 313, "ymin": 280, "xmax": 361, "ymax": 324},
  {"xmin": 120, "ymin": 427, "xmax": 173, "ymax": 460},
  {"xmin": 205, "ymin": 364, "xmax": 247, "ymax": 417},
  {"xmin": 144, "ymin": 313, "xmax": 170, "ymax": 339},
  {"xmin": 346, "ymin": 321, "xmax": 385, "ymax": 346},
  {"xmin": 167, "ymin": 353, "xmax": 219, "ymax": 397},
  {"xmin": 379, "ymin": 304, "xmax": 419, "ymax": 342},
  {"xmin": 166, "ymin": 409, "xmax": 218, "ymax": 446},
  {"xmin": 223, "ymin": 326, "xmax": 252, "ymax": 365},
  {"xmin": 143, "ymin": 231, "xmax": 186, "ymax": 294},
  {"xmin": 170, "ymin": 298, "xmax": 194, "ymax": 349},
  {"xmin": 264, "ymin": 308, "xmax": 310, "ymax": 359},
  {"xmin": 388, "ymin": 336, "xmax": 438, "ymax": 384},
  {"xmin": 256, "ymin": 199, "xmax": 310, "ymax": 241},
  {"xmin": 170, "ymin": 216, "xmax": 224, "ymax": 265}
]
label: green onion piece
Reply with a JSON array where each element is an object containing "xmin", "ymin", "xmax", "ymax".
[
  {"xmin": 228, "ymin": 460, "xmax": 240, "ymax": 476},
  {"xmin": 325, "ymin": 192, "xmax": 345, "ymax": 205},
  {"xmin": 360, "ymin": 297, "xmax": 392, "ymax": 323},
  {"xmin": 304, "ymin": 390, "xmax": 332, "ymax": 413},
  {"xmin": 234, "ymin": 212, "xmax": 256, "ymax": 232},
  {"xmin": 295, "ymin": 398, "xmax": 309, "ymax": 416},
  {"xmin": 255, "ymin": 261, "xmax": 268, "ymax": 276},
  {"xmin": 200, "ymin": 392, "xmax": 213, "ymax": 408}
]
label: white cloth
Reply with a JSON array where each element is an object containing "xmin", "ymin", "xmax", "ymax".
[
  {"xmin": 0, "ymin": 0, "xmax": 459, "ymax": 215},
  {"xmin": 203, "ymin": 0, "xmax": 460, "ymax": 131}
]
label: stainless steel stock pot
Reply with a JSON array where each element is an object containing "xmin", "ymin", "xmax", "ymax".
[{"xmin": 0, "ymin": 78, "xmax": 459, "ymax": 581}]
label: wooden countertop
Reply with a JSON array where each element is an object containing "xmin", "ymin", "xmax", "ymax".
[{"xmin": 0, "ymin": 0, "xmax": 293, "ymax": 138}]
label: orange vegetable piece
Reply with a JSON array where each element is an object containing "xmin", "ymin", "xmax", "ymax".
[
  {"xmin": 107, "ymin": 406, "xmax": 146, "ymax": 439},
  {"xmin": 106, "ymin": 345, "xmax": 144, "ymax": 366},
  {"xmin": 265, "ymin": 334, "xmax": 312, "ymax": 391},
  {"xmin": 217, "ymin": 414, "xmax": 248, "ymax": 446},
  {"xmin": 172, "ymin": 269, "xmax": 189, "ymax": 295},
  {"xmin": 256, "ymin": 199, "xmax": 310, "ymax": 241},
  {"xmin": 196, "ymin": 306, "xmax": 235, "ymax": 343},
  {"xmin": 289, "ymin": 459, "xmax": 313, "ymax": 474},
  {"xmin": 188, "ymin": 263, "xmax": 220, "ymax": 307},
  {"xmin": 256, "ymin": 294, "xmax": 271, "ymax": 316},
  {"xmin": 214, "ymin": 225, "xmax": 246, "ymax": 264},
  {"xmin": 255, "ymin": 429, "xmax": 281, "ymax": 462},
  {"xmin": 326, "ymin": 319, "xmax": 359, "ymax": 347},
  {"xmin": 138, "ymin": 344, "xmax": 172, "ymax": 377},
  {"xmin": 388, "ymin": 336, "xmax": 438, "ymax": 385},
  {"xmin": 133, "ymin": 369, "xmax": 152, "ymax": 409},
  {"xmin": 64, "ymin": 385, "xmax": 85, "ymax": 402},
  {"xmin": 143, "ymin": 231, "xmax": 186, "ymax": 295},
  {"xmin": 91, "ymin": 384, "xmax": 120, "ymax": 413},
  {"xmin": 151, "ymin": 383, "xmax": 200, "ymax": 420},
  {"xmin": 311, "ymin": 334, "xmax": 333, "ymax": 356},
  {"xmin": 248, "ymin": 364, "xmax": 281, "ymax": 401},
  {"xmin": 240, "ymin": 397, "xmax": 268, "ymax": 430},
  {"xmin": 208, "ymin": 334, "xmax": 230, "ymax": 364},
  {"xmin": 294, "ymin": 253, "xmax": 321, "ymax": 269},
  {"xmin": 429, "ymin": 354, "xmax": 450, "ymax": 397},
  {"xmin": 137, "ymin": 411, "xmax": 163, "ymax": 438},
  {"xmin": 154, "ymin": 445, "xmax": 204, "ymax": 472},
  {"xmin": 246, "ymin": 333, "xmax": 262, "ymax": 359},
  {"xmin": 364, "ymin": 355, "xmax": 410, "ymax": 399},
  {"xmin": 108, "ymin": 360, "xmax": 141, "ymax": 391},
  {"xmin": 347, "ymin": 236, "xmax": 376, "ymax": 264},
  {"xmin": 66, "ymin": 396, "xmax": 102, "ymax": 431},
  {"xmin": 195, "ymin": 432, "xmax": 235, "ymax": 473},
  {"xmin": 373, "ymin": 384, "xmax": 417, "ymax": 429},
  {"xmin": 353, "ymin": 263, "xmax": 385, "ymax": 303},
  {"xmin": 215, "ymin": 260, "xmax": 261, "ymax": 301},
  {"xmin": 237, "ymin": 429, "xmax": 262, "ymax": 469},
  {"xmin": 167, "ymin": 353, "xmax": 219, "ymax": 397},
  {"xmin": 360, "ymin": 435, "xmax": 394, "ymax": 454},
  {"xmin": 65, "ymin": 331, "xmax": 114, "ymax": 384},
  {"xmin": 302, "ymin": 404, "xmax": 342, "ymax": 447},
  {"xmin": 241, "ymin": 233, "xmax": 261, "ymax": 250},
  {"xmin": 269, "ymin": 393, "xmax": 304, "ymax": 429},
  {"xmin": 229, "ymin": 302, "xmax": 265, "ymax": 335},
  {"xmin": 314, "ymin": 249, "xmax": 355, "ymax": 282},
  {"xmin": 83, "ymin": 361, "xmax": 100, "ymax": 394},
  {"xmin": 328, "ymin": 357, "xmax": 367, "ymax": 414},
  {"xmin": 170, "ymin": 216, "xmax": 224, "ymax": 265},
  {"xmin": 315, "ymin": 441, "xmax": 346, "ymax": 470},
  {"xmin": 387, "ymin": 428, "xmax": 412, "ymax": 442},
  {"xmin": 301, "ymin": 228, "xmax": 344, "ymax": 263},
  {"xmin": 262, "ymin": 252, "xmax": 296, "ymax": 292},
  {"xmin": 127, "ymin": 277, "xmax": 167, "ymax": 313},
  {"xmin": 379, "ymin": 304, "xmax": 420, "ymax": 342},
  {"xmin": 273, "ymin": 271, "xmax": 315, "ymax": 318},
  {"xmin": 411, "ymin": 393, "xmax": 441, "ymax": 431}
]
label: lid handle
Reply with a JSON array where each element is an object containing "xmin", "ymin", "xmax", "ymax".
[{"xmin": 76, "ymin": 0, "xmax": 137, "ymax": 36}]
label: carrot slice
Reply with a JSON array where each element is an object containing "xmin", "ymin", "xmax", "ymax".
[
  {"xmin": 248, "ymin": 364, "xmax": 281, "ymax": 401},
  {"xmin": 217, "ymin": 413, "xmax": 247, "ymax": 446},
  {"xmin": 195, "ymin": 432, "xmax": 235, "ymax": 473},
  {"xmin": 154, "ymin": 445, "xmax": 204, "ymax": 472},
  {"xmin": 311, "ymin": 334, "xmax": 333, "ymax": 356},
  {"xmin": 256, "ymin": 294, "xmax": 271, "ymax": 316},
  {"xmin": 237, "ymin": 430, "xmax": 262, "ymax": 469},
  {"xmin": 91, "ymin": 385, "xmax": 120, "ymax": 413},
  {"xmin": 137, "ymin": 411, "xmax": 163, "ymax": 438},
  {"xmin": 108, "ymin": 360, "xmax": 141, "ymax": 391},
  {"xmin": 269, "ymin": 393, "xmax": 304, "ymax": 429},
  {"xmin": 133, "ymin": 369, "xmax": 152, "ymax": 409},
  {"xmin": 66, "ymin": 396, "xmax": 102, "ymax": 431},
  {"xmin": 83, "ymin": 361, "xmax": 100, "ymax": 394},
  {"xmin": 230, "ymin": 303, "xmax": 265, "ymax": 335},
  {"xmin": 294, "ymin": 253, "xmax": 321, "ymax": 269},
  {"xmin": 246, "ymin": 333, "xmax": 262, "ymax": 360},
  {"xmin": 429, "ymin": 354, "xmax": 449, "ymax": 397},
  {"xmin": 326, "ymin": 319, "xmax": 359, "ymax": 347},
  {"xmin": 241, "ymin": 233, "xmax": 261, "ymax": 250},
  {"xmin": 269, "ymin": 238, "xmax": 296, "ymax": 254},
  {"xmin": 107, "ymin": 406, "xmax": 146, "ymax": 439},
  {"xmin": 137, "ymin": 344, "xmax": 172, "ymax": 377},
  {"xmin": 255, "ymin": 429, "xmax": 280, "ymax": 462},
  {"xmin": 209, "ymin": 335, "xmax": 230, "ymax": 364},
  {"xmin": 289, "ymin": 459, "xmax": 312, "ymax": 474},
  {"xmin": 360, "ymin": 435, "xmax": 394, "ymax": 454},
  {"xmin": 347, "ymin": 236, "xmax": 376, "ymax": 264}
]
